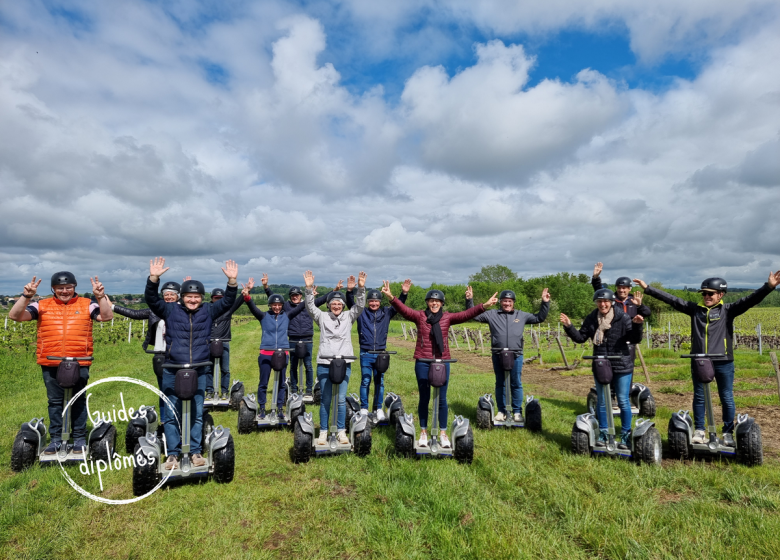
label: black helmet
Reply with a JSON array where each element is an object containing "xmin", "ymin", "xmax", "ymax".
[
  {"xmin": 288, "ymin": 286, "xmax": 303, "ymax": 297},
  {"xmin": 268, "ymin": 294, "xmax": 284, "ymax": 305},
  {"xmin": 211, "ymin": 288, "xmax": 225, "ymax": 298},
  {"xmin": 499, "ymin": 290, "xmax": 516, "ymax": 301},
  {"xmin": 327, "ymin": 291, "xmax": 346, "ymax": 307},
  {"xmin": 425, "ymin": 289, "xmax": 445, "ymax": 302},
  {"xmin": 593, "ymin": 288, "xmax": 616, "ymax": 302},
  {"xmin": 366, "ymin": 289, "xmax": 382, "ymax": 301},
  {"xmin": 51, "ymin": 271, "xmax": 77, "ymax": 287},
  {"xmin": 161, "ymin": 281, "xmax": 181, "ymax": 294},
  {"xmin": 700, "ymin": 277, "xmax": 727, "ymax": 293},
  {"xmin": 615, "ymin": 277, "xmax": 632, "ymax": 287},
  {"xmin": 181, "ymin": 280, "xmax": 205, "ymax": 295}
]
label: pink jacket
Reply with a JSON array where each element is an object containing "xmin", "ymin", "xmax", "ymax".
[{"xmin": 390, "ymin": 298, "xmax": 486, "ymax": 360}]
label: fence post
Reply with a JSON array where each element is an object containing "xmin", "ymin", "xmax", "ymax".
[
  {"xmin": 635, "ymin": 346, "xmax": 651, "ymax": 384},
  {"xmin": 141, "ymin": 320, "xmax": 145, "ymax": 338},
  {"xmin": 668, "ymin": 321, "xmax": 671, "ymax": 350},
  {"xmin": 555, "ymin": 335, "xmax": 569, "ymax": 368},
  {"xmin": 771, "ymin": 353, "xmax": 780, "ymax": 405},
  {"xmin": 4, "ymin": 316, "xmax": 7, "ymax": 330},
  {"xmin": 758, "ymin": 323, "xmax": 763, "ymax": 355},
  {"xmin": 127, "ymin": 321, "xmax": 132, "ymax": 343}
]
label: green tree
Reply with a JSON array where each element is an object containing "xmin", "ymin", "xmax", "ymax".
[{"xmin": 469, "ymin": 264, "xmax": 517, "ymax": 284}]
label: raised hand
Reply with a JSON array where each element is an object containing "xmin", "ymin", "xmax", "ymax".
[
  {"xmin": 632, "ymin": 291, "xmax": 643, "ymax": 305},
  {"xmin": 401, "ymin": 279, "xmax": 412, "ymax": 294},
  {"xmin": 347, "ymin": 276, "xmax": 356, "ymax": 290},
  {"xmin": 358, "ymin": 271, "xmax": 367, "ymax": 288},
  {"xmin": 381, "ymin": 280, "xmax": 394, "ymax": 299},
  {"xmin": 541, "ymin": 288, "xmax": 550, "ymax": 302},
  {"xmin": 90, "ymin": 276, "xmax": 105, "ymax": 299},
  {"xmin": 303, "ymin": 270, "xmax": 314, "ymax": 289},
  {"xmin": 632, "ymin": 278, "xmax": 648, "ymax": 290},
  {"xmin": 485, "ymin": 291, "xmax": 498, "ymax": 307},
  {"xmin": 593, "ymin": 262, "xmax": 603, "ymax": 278},
  {"xmin": 768, "ymin": 270, "xmax": 780, "ymax": 288},
  {"xmin": 183, "ymin": 276, "xmax": 191, "ymax": 282},
  {"xmin": 465, "ymin": 285, "xmax": 473, "ymax": 300},
  {"xmin": 149, "ymin": 257, "xmax": 169, "ymax": 280},
  {"xmin": 560, "ymin": 313, "xmax": 572, "ymax": 327},
  {"xmin": 632, "ymin": 315, "xmax": 645, "ymax": 324},
  {"xmin": 23, "ymin": 276, "xmax": 41, "ymax": 298},
  {"xmin": 261, "ymin": 273, "xmax": 269, "ymax": 288},
  {"xmin": 242, "ymin": 278, "xmax": 255, "ymax": 296},
  {"xmin": 312, "ymin": 285, "xmax": 318, "ymax": 297},
  {"xmin": 221, "ymin": 260, "xmax": 238, "ymax": 281},
  {"xmin": 335, "ymin": 279, "xmax": 344, "ymax": 291}
]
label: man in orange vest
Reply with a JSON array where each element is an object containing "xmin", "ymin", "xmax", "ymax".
[{"xmin": 9, "ymin": 272, "xmax": 113, "ymax": 455}]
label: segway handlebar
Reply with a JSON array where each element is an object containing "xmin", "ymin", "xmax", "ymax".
[
  {"xmin": 145, "ymin": 348, "xmax": 165, "ymax": 355},
  {"xmin": 319, "ymin": 355, "xmax": 356, "ymax": 360},
  {"xmin": 268, "ymin": 348, "xmax": 290, "ymax": 352},
  {"xmin": 162, "ymin": 362, "xmax": 212, "ymax": 369},
  {"xmin": 209, "ymin": 337, "xmax": 231, "ymax": 342},
  {"xmin": 582, "ymin": 355, "xmax": 622, "ymax": 360},
  {"xmin": 491, "ymin": 348, "xmax": 521, "ymax": 353},
  {"xmin": 417, "ymin": 358, "xmax": 457, "ymax": 363},
  {"xmin": 46, "ymin": 356, "xmax": 93, "ymax": 362},
  {"xmin": 680, "ymin": 354, "xmax": 726, "ymax": 358},
  {"xmin": 368, "ymin": 350, "xmax": 397, "ymax": 355}
]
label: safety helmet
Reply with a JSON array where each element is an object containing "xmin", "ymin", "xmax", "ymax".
[
  {"xmin": 593, "ymin": 288, "xmax": 616, "ymax": 302},
  {"xmin": 268, "ymin": 294, "xmax": 285, "ymax": 305},
  {"xmin": 425, "ymin": 289, "xmax": 445, "ymax": 303},
  {"xmin": 327, "ymin": 291, "xmax": 346, "ymax": 308},
  {"xmin": 211, "ymin": 288, "xmax": 225, "ymax": 298},
  {"xmin": 288, "ymin": 286, "xmax": 304, "ymax": 297},
  {"xmin": 161, "ymin": 281, "xmax": 181, "ymax": 294},
  {"xmin": 51, "ymin": 271, "xmax": 77, "ymax": 287},
  {"xmin": 615, "ymin": 277, "xmax": 632, "ymax": 288},
  {"xmin": 366, "ymin": 289, "xmax": 382, "ymax": 301},
  {"xmin": 181, "ymin": 280, "xmax": 206, "ymax": 295},
  {"xmin": 499, "ymin": 290, "xmax": 516, "ymax": 301},
  {"xmin": 699, "ymin": 277, "xmax": 728, "ymax": 293}
]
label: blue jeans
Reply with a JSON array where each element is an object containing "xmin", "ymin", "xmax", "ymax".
[
  {"xmin": 595, "ymin": 371, "xmax": 632, "ymax": 434},
  {"xmin": 42, "ymin": 366, "xmax": 89, "ymax": 443},
  {"xmin": 257, "ymin": 353, "xmax": 288, "ymax": 409},
  {"xmin": 317, "ymin": 363, "xmax": 351, "ymax": 430},
  {"xmin": 161, "ymin": 365, "xmax": 208, "ymax": 456},
  {"xmin": 289, "ymin": 339, "xmax": 314, "ymax": 393},
  {"xmin": 359, "ymin": 352, "xmax": 385, "ymax": 411},
  {"xmin": 491, "ymin": 353, "xmax": 523, "ymax": 414},
  {"xmin": 206, "ymin": 342, "xmax": 230, "ymax": 393},
  {"xmin": 415, "ymin": 361, "xmax": 450, "ymax": 430},
  {"xmin": 692, "ymin": 360, "xmax": 735, "ymax": 432}
]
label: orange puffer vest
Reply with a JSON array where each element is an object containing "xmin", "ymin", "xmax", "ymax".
[{"xmin": 36, "ymin": 296, "xmax": 94, "ymax": 366}]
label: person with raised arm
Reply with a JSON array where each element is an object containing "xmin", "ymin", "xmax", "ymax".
[
  {"xmin": 465, "ymin": 286, "xmax": 550, "ymax": 423},
  {"xmin": 9, "ymin": 272, "xmax": 113, "ymax": 455},
  {"xmin": 381, "ymin": 281, "xmax": 497, "ymax": 448},
  {"xmin": 205, "ymin": 287, "xmax": 245, "ymax": 401},
  {"xmin": 634, "ymin": 271, "xmax": 780, "ymax": 446},
  {"xmin": 560, "ymin": 289, "xmax": 645, "ymax": 449},
  {"xmin": 591, "ymin": 262, "xmax": 651, "ymax": 319},
  {"xmin": 144, "ymin": 257, "xmax": 240, "ymax": 471},
  {"xmin": 303, "ymin": 270, "xmax": 366, "ymax": 446}
]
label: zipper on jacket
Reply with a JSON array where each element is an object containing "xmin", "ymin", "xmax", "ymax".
[{"xmin": 189, "ymin": 314, "xmax": 193, "ymax": 363}]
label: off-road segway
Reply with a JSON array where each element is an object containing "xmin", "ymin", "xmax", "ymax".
[
  {"xmin": 204, "ymin": 337, "xmax": 244, "ymax": 411},
  {"xmin": 292, "ymin": 355, "xmax": 372, "ymax": 462},
  {"xmin": 237, "ymin": 349, "xmax": 294, "ymax": 433},
  {"xmin": 586, "ymin": 383, "xmax": 656, "ymax": 418},
  {"xmin": 288, "ymin": 339, "xmax": 320, "ymax": 405},
  {"xmin": 11, "ymin": 356, "xmax": 116, "ymax": 471},
  {"xmin": 571, "ymin": 356, "xmax": 661, "ymax": 465},
  {"xmin": 394, "ymin": 358, "xmax": 474, "ymax": 463},
  {"xmin": 667, "ymin": 354, "xmax": 762, "ymax": 465},
  {"xmin": 476, "ymin": 348, "xmax": 542, "ymax": 431},
  {"xmin": 344, "ymin": 350, "xmax": 405, "ymax": 429},
  {"xmin": 132, "ymin": 361, "xmax": 234, "ymax": 495}
]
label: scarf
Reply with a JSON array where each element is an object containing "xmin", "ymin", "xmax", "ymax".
[
  {"xmin": 425, "ymin": 309, "xmax": 444, "ymax": 354},
  {"xmin": 593, "ymin": 307, "xmax": 614, "ymax": 346}
]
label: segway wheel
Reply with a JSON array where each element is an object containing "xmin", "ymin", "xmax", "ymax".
[
  {"xmin": 345, "ymin": 405, "xmax": 355, "ymax": 431},
  {"xmin": 203, "ymin": 412, "xmax": 214, "ymax": 440},
  {"xmin": 125, "ymin": 423, "xmax": 145, "ymax": 454},
  {"xmin": 667, "ymin": 429, "xmax": 691, "ymax": 460},
  {"xmin": 132, "ymin": 446, "xmax": 160, "ymax": 496},
  {"xmin": 312, "ymin": 381, "xmax": 321, "ymax": 405},
  {"xmin": 736, "ymin": 423, "xmax": 763, "ymax": 467},
  {"xmin": 475, "ymin": 407, "xmax": 492, "ymax": 430},
  {"xmin": 453, "ymin": 425, "xmax": 474, "ymax": 464},
  {"xmin": 353, "ymin": 426, "xmax": 372, "ymax": 457},
  {"xmin": 90, "ymin": 425, "xmax": 117, "ymax": 462},
  {"xmin": 586, "ymin": 389, "xmax": 598, "ymax": 414},
  {"xmin": 639, "ymin": 393, "xmax": 656, "ymax": 418},
  {"xmin": 11, "ymin": 433, "xmax": 37, "ymax": 472},
  {"xmin": 237, "ymin": 401, "xmax": 255, "ymax": 434},
  {"xmin": 525, "ymin": 400, "xmax": 542, "ymax": 432},
  {"xmin": 389, "ymin": 403, "xmax": 405, "ymax": 427},
  {"xmin": 292, "ymin": 421, "xmax": 312, "ymax": 464},
  {"xmin": 212, "ymin": 434, "xmax": 235, "ymax": 483},
  {"xmin": 571, "ymin": 427, "xmax": 590, "ymax": 456},
  {"xmin": 290, "ymin": 404, "xmax": 305, "ymax": 430},
  {"xmin": 229, "ymin": 384, "xmax": 244, "ymax": 411},
  {"xmin": 394, "ymin": 423, "xmax": 414, "ymax": 458},
  {"xmin": 634, "ymin": 427, "xmax": 662, "ymax": 465}
]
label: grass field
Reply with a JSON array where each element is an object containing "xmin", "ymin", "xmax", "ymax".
[{"xmin": 2, "ymin": 320, "xmax": 780, "ymax": 559}]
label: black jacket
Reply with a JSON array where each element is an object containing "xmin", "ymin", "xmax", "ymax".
[
  {"xmin": 644, "ymin": 283, "xmax": 774, "ymax": 361},
  {"xmin": 210, "ymin": 295, "xmax": 245, "ymax": 340},
  {"xmin": 592, "ymin": 277, "xmax": 651, "ymax": 319},
  {"xmin": 564, "ymin": 306, "xmax": 643, "ymax": 373}
]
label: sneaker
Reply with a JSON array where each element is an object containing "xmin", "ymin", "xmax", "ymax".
[
  {"xmin": 304, "ymin": 391, "xmax": 313, "ymax": 398},
  {"xmin": 277, "ymin": 407, "xmax": 285, "ymax": 420},
  {"xmin": 376, "ymin": 409, "xmax": 386, "ymax": 421},
  {"xmin": 44, "ymin": 441, "xmax": 60, "ymax": 455},
  {"xmin": 494, "ymin": 411, "xmax": 507, "ymax": 422},
  {"xmin": 618, "ymin": 431, "xmax": 631, "ymax": 450},
  {"xmin": 596, "ymin": 431, "xmax": 608, "ymax": 447},
  {"xmin": 513, "ymin": 412, "xmax": 523, "ymax": 423},
  {"xmin": 337, "ymin": 430, "xmax": 349, "ymax": 445},
  {"xmin": 440, "ymin": 432, "xmax": 451, "ymax": 448},
  {"xmin": 220, "ymin": 392, "xmax": 228, "ymax": 400},
  {"xmin": 191, "ymin": 453, "xmax": 206, "ymax": 467},
  {"xmin": 317, "ymin": 429, "xmax": 328, "ymax": 445},
  {"xmin": 258, "ymin": 408, "xmax": 266, "ymax": 420},
  {"xmin": 692, "ymin": 429, "xmax": 706, "ymax": 444},
  {"xmin": 722, "ymin": 432, "xmax": 735, "ymax": 447},
  {"xmin": 418, "ymin": 430, "xmax": 428, "ymax": 447},
  {"xmin": 71, "ymin": 439, "xmax": 87, "ymax": 455},
  {"xmin": 164, "ymin": 455, "xmax": 179, "ymax": 470},
  {"xmin": 360, "ymin": 408, "xmax": 369, "ymax": 416}
]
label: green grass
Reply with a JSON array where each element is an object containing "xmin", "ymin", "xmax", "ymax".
[{"xmin": 2, "ymin": 321, "xmax": 780, "ymax": 559}]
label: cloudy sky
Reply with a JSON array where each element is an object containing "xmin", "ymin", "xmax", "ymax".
[{"xmin": 1, "ymin": 0, "xmax": 779, "ymax": 294}]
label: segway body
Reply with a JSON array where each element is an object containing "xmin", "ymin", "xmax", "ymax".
[
  {"xmin": 586, "ymin": 382, "xmax": 656, "ymax": 418},
  {"xmin": 360, "ymin": 351, "xmax": 403, "ymax": 428},
  {"xmin": 476, "ymin": 349, "xmax": 542, "ymax": 431},
  {"xmin": 288, "ymin": 340, "xmax": 317, "ymax": 405},
  {"xmin": 204, "ymin": 338, "xmax": 244, "ymax": 410},
  {"xmin": 238, "ymin": 349, "xmax": 291, "ymax": 432}
]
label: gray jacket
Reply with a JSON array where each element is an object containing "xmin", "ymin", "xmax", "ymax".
[
  {"xmin": 306, "ymin": 286, "xmax": 365, "ymax": 364},
  {"xmin": 466, "ymin": 299, "xmax": 549, "ymax": 352}
]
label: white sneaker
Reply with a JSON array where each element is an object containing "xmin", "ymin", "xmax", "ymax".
[
  {"xmin": 337, "ymin": 430, "xmax": 349, "ymax": 445},
  {"xmin": 494, "ymin": 411, "xmax": 507, "ymax": 422},
  {"xmin": 692, "ymin": 430, "xmax": 706, "ymax": 444},
  {"xmin": 513, "ymin": 413, "xmax": 523, "ymax": 422},
  {"xmin": 360, "ymin": 408, "xmax": 369, "ymax": 416},
  {"xmin": 376, "ymin": 409, "xmax": 386, "ymax": 421},
  {"xmin": 418, "ymin": 431, "xmax": 428, "ymax": 447},
  {"xmin": 317, "ymin": 429, "xmax": 328, "ymax": 445},
  {"xmin": 440, "ymin": 432, "xmax": 451, "ymax": 448}
]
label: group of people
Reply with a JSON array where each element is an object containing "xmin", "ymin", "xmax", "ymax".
[{"xmin": 9, "ymin": 258, "xmax": 779, "ymax": 466}]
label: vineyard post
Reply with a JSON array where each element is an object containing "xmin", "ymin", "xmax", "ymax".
[
  {"xmin": 771, "ymin": 353, "xmax": 780, "ymax": 405},
  {"xmin": 555, "ymin": 335, "xmax": 569, "ymax": 368},
  {"xmin": 4, "ymin": 316, "xmax": 6, "ymax": 330},
  {"xmin": 478, "ymin": 329, "xmax": 485, "ymax": 354},
  {"xmin": 635, "ymin": 345, "xmax": 651, "ymax": 384},
  {"xmin": 758, "ymin": 323, "xmax": 763, "ymax": 355},
  {"xmin": 668, "ymin": 321, "xmax": 671, "ymax": 350},
  {"xmin": 127, "ymin": 321, "xmax": 132, "ymax": 343},
  {"xmin": 141, "ymin": 320, "xmax": 145, "ymax": 338},
  {"xmin": 646, "ymin": 324, "xmax": 650, "ymax": 349},
  {"xmin": 111, "ymin": 318, "xmax": 114, "ymax": 327},
  {"xmin": 465, "ymin": 329, "xmax": 472, "ymax": 352},
  {"xmin": 451, "ymin": 328, "xmax": 459, "ymax": 349},
  {"xmin": 401, "ymin": 323, "xmax": 407, "ymax": 340}
]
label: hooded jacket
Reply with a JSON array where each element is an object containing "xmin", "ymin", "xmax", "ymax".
[
  {"xmin": 564, "ymin": 306, "xmax": 643, "ymax": 373},
  {"xmin": 465, "ymin": 298, "xmax": 549, "ymax": 352},
  {"xmin": 305, "ymin": 286, "xmax": 365, "ymax": 364}
]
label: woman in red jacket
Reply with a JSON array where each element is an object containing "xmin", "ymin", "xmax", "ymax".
[{"xmin": 381, "ymin": 281, "xmax": 497, "ymax": 448}]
